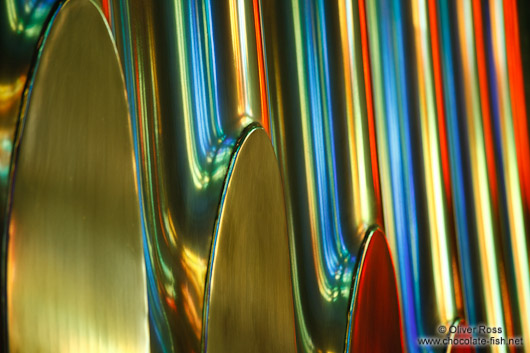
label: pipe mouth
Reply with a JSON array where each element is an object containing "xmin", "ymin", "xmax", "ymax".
[
  {"xmin": 4, "ymin": 0, "xmax": 148, "ymax": 351},
  {"xmin": 344, "ymin": 227, "xmax": 403, "ymax": 353},
  {"xmin": 203, "ymin": 126, "xmax": 297, "ymax": 353}
]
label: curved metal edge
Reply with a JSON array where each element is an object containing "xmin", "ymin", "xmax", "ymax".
[
  {"xmin": 344, "ymin": 226, "xmax": 403, "ymax": 353},
  {"xmin": 0, "ymin": 1, "xmax": 66, "ymax": 350},
  {"xmin": 0, "ymin": 1, "xmax": 145, "ymax": 351},
  {"xmin": 201, "ymin": 122, "xmax": 262, "ymax": 352},
  {"xmin": 201, "ymin": 123, "xmax": 297, "ymax": 352}
]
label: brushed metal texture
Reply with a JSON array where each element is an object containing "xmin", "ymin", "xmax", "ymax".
[
  {"xmin": 5, "ymin": 0, "xmax": 148, "ymax": 351},
  {"xmin": 204, "ymin": 126, "xmax": 296, "ymax": 353},
  {"xmin": 86, "ymin": 1, "xmax": 270, "ymax": 350}
]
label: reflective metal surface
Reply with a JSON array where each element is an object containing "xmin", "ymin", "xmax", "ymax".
[
  {"xmin": 451, "ymin": 1, "xmax": 530, "ymax": 351},
  {"xmin": 0, "ymin": 2, "xmax": 58, "ymax": 343},
  {"xmin": 90, "ymin": 0, "xmax": 271, "ymax": 351},
  {"xmin": 205, "ymin": 126, "xmax": 296, "ymax": 353},
  {"xmin": 261, "ymin": 0, "xmax": 388, "ymax": 351},
  {"xmin": 364, "ymin": 0, "xmax": 530, "ymax": 351},
  {"xmin": 345, "ymin": 228, "xmax": 402, "ymax": 353},
  {"xmin": 5, "ymin": 0, "xmax": 148, "ymax": 351},
  {"xmin": 0, "ymin": 0, "xmax": 56, "ymax": 201},
  {"xmin": 364, "ymin": 0, "xmax": 462, "ymax": 347},
  {"xmin": 0, "ymin": 0, "xmax": 529, "ymax": 352}
]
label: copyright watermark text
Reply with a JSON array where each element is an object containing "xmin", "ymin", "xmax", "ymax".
[{"xmin": 417, "ymin": 324, "xmax": 524, "ymax": 348}]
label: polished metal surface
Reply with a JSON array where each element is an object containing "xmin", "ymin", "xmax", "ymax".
[
  {"xmin": 364, "ymin": 0, "xmax": 530, "ymax": 351},
  {"xmin": 0, "ymin": 0, "xmax": 529, "ymax": 352},
  {"xmin": 0, "ymin": 2, "xmax": 57, "ymax": 344},
  {"xmin": 204, "ymin": 126, "xmax": 296, "ymax": 353},
  {"xmin": 345, "ymin": 228, "xmax": 402, "ymax": 353},
  {"xmin": 261, "ymin": 0, "xmax": 386, "ymax": 351},
  {"xmin": 449, "ymin": 1, "xmax": 530, "ymax": 349},
  {"xmin": 88, "ymin": 0, "xmax": 271, "ymax": 351},
  {"xmin": 364, "ymin": 0, "xmax": 462, "ymax": 347},
  {"xmin": 6, "ymin": 0, "xmax": 148, "ymax": 351},
  {"xmin": 0, "ymin": 0, "xmax": 56, "ymax": 205}
]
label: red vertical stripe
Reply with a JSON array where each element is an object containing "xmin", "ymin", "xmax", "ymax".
[
  {"xmin": 427, "ymin": 0, "xmax": 454, "ymax": 220},
  {"xmin": 254, "ymin": 0, "xmax": 270, "ymax": 135},
  {"xmin": 102, "ymin": 0, "xmax": 111, "ymax": 24},
  {"xmin": 428, "ymin": 0, "xmax": 465, "ymax": 314},
  {"xmin": 504, "ymin": 0, "xmax": 530, "ymax": 223},
  {"xmin": 358, "ymin": 0, "xmax": 383, "ymax": 227}
]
